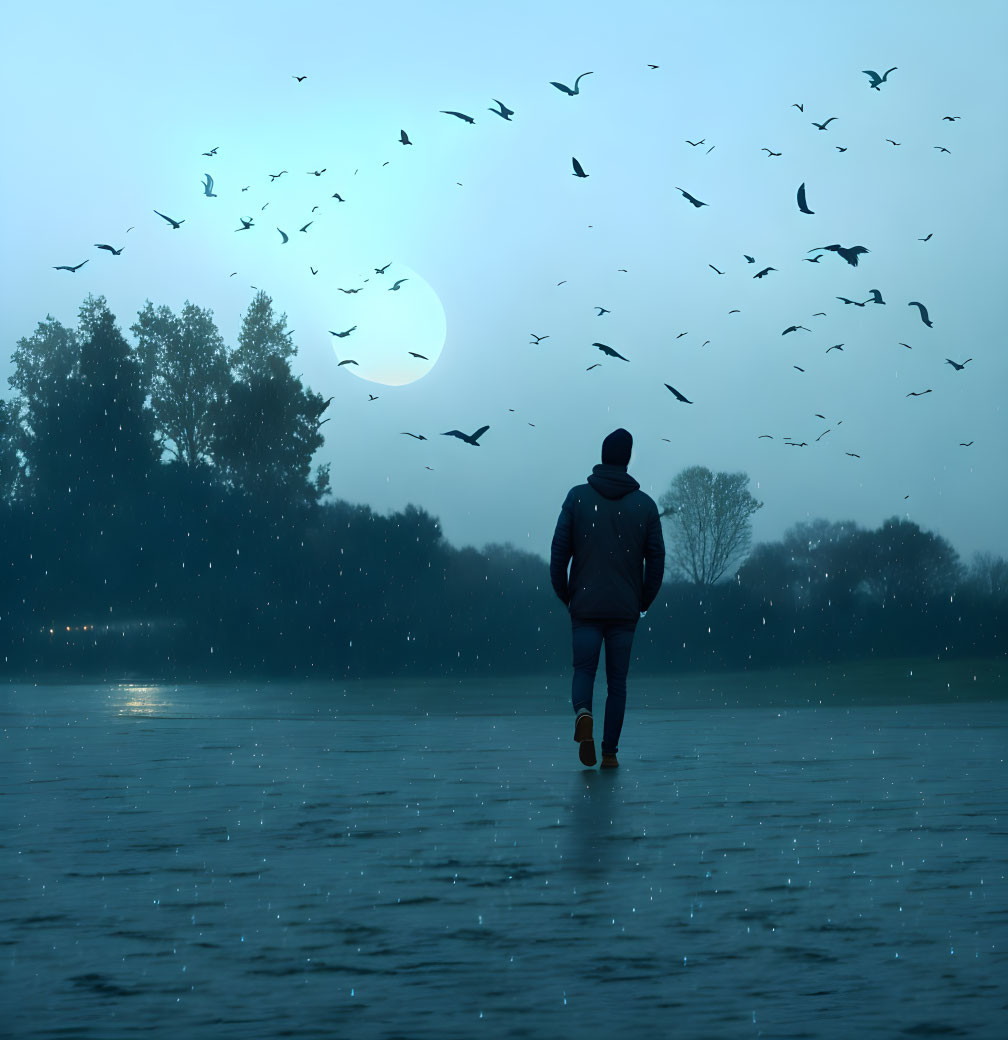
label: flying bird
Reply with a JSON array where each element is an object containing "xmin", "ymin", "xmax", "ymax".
[
  {"xmin": 53, "ymin": 260, "xmax": 89, "ymax": 272},
  {"xmin": 886, "ymin": 139, "xmax": 901, "ymax": 146},
  {"xmin": 676, "ymin": 331, "xmax": 688, "ymax": 338},
  {"xmin": 94, "ymin": 243, "xmax": 123, "ymax": 255},
  {"xmin": 812, "ymin": 312, "xmax": 827, "ymax": 317},
  {"xmin": 489, "ymin": 99, "xmax": 514, "ymax": 120},
  {"xmin": 332, "ymin": 192, "xmax": 345, "ymax": 201},
  {"xmin": 945, "ymin": 358, "xmax": 972, "ymax": 370},
  {"xmin": 368, "ymin": 394, "xmax": 379, "ymax": 402},
  {"xmin": 959, "ymin": 441, "xmax": 973, "ymax": 446},
  {"xmin": 758, "ymin": 434, "xmax": 773, "ymax": 439},
  {"xmin": 863, "ymin": 67, "xmax": 897, "ymax": 89},
  {"xmin": 908, "ymin": 301, "xmax": 933, "ymax": 327},
  {"xmin": 329, "ymin": 327, "xmax": 357, "ymax": 337},
  {"xmin": 792, "ymin": 103, "xmax": 804, "ymax": 111},
  {"xmin": 846, "ymin": 453, "xmax": 861, "ymax": 458},
  {"xmin": 235, "ymin": 217, "xmax": 253, "ymax": 231},
  {"xmin": 836, "ymin": 146, "xmax": 848, "ymax": 152},
  {"xmin": 389, "ymin": 278, "xmax": 409, "ymax": 291},
  {"xmin": 728, "ymin": 309, "xmax": 741, "ymax": 314},
  {"xmin": 744, "ymin": 255, "xmax": 755, "ymax": 263},
  {"xmin": 308, "ymin": 169, "xmax": 326, "ymax": 176},
  {"xmin": 401, "ymin": 432, "xmax": 427, "ymax": 440},
  {"xmin": 906, "ymin": 389, "xmax": 932, "ymax": 397},
  {"xmin": 572, "ymin": 156, "xmax": 588, "ymax": 178},
  {"xmin": 867, "ymin": 289, "xmax": 885, "ymax": 304},
  {"xmin": 934, "ymin": 145, "xmax": 951, "ymax": 154},
  {"xmin": 837, "ymin": 296, "xmax": 867, "ymax": 307},
  {"xmin": 811, "ymin": 117, "xmax": 837, "ymax": 130},
  {"xmin": 804, "ymin": 255, "xmax": 822, "ymax": 262},
  {"xmin": 441, "ymin": 110, "xmax": 475, "ymax": 123},
  {"xmin": 674, "ymin": 187, "xmax": 707, "ymax": 207},
  {"xmin": 550, "ymin": 72, "xmax": 593, "ymax": 96},
  {"xmin": 277, "ymin": 228, "xmax": 289, "ymax": 243},
  {"xmin": 753, "ymin": 266, "xmax": 776, "ymax": 278},
  {"xmin": 782, "ymin": 325, "xmax": 810, "ymax": 335},
  {"xmin": 708, "ymin": 264, "xmax": 723, "ymax": 274},
  {"xmin": 337, "ymin": 287, "xmax": 362, "ymax": 294},
  {"xmin": 442, "ymin": 426, "xmax": 490, "ymax": 445},
  {"xmin": 408, "ymin": 351, "xmax": 428, "ymax": 360},
  {"xmin": 595, "ymin": 307, "xmax": 610, "ymax": 315},
  {"xmin": 269, "ymin": 171, "xmax": 288, "ymax": 180},
  {"xmin": 530, "ymin": 333, "xmax": 549, "ymax": 344},
  {"xmin": 664, "ymin": 384, "xmax": 693, "ymax": 403},
  {"xmin": 310, "ymin": 267, "xmax": 318, "ymax": 275},
  {"xmin": 400, "ymin": 130, "xmax": 412, "ymax": 145},
  {"xmin": 793, "ymin": 366, "xmax": 805, "ymax": 372},
  {"xmin": 293, "ymin": 75, "xmax": 307, "ymax": 82},
  {"xmin": 826, "ymin": 344, "xmax": 844, "ymax": 352},
  {"xmin": 202, "ymin": 173, "xmax": 216, "ymax": 197},
  {"xmin": 762, "ymin": 148, "xmax": 782, "ymax": 156},
  {"xmin": 685, "ymin": 139, "xmax": 705, "ymax": 147},
  {"xmin": 813, "ymin": 244, "xmax": 869, "ymax": 266},
  {"xmin": 593, "ymin": 342, "xmax": 629, "ymax": 361},
  {"xmin": 154, "ymin": 209, "xmax": 184, "ymax": 229},
  {"xmin": 943, "ymin": 115, "xmax": 961, "ymax": 121},
  {"xmin": 797, "ymin": 182, "xmax": 814, "ymax": 214},
  {"xmin": 585, "ymin": 363, "xmax": 601, "ymax": 370},
  {"xmin": 202, "ymin": 146, "xmax": 218, "ymax": 156},
  {"xmin": 299, "ymin": 221, "xmax": 313, "ymax": 233},
  {"xmin": 374, "ymin": 262, "xmax": 392, "ymax": 274},
  {"xmin": 899, "ymin": 343, "xmax": 912, "ymax": 349}
]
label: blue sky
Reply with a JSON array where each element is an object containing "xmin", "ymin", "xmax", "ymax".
[{"xmin": 2, "ymin": 0, "xmax": 1006, "ymax": 563}]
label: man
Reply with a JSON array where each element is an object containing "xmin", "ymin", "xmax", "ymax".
[{"xmin": 550, "ymin": 428, "xmax": 665, "ymax": 769}]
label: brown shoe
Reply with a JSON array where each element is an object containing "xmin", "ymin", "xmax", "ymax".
[
  {"xmin": 574, "ymin": 712, "xmax": 596, "ymax": 767},
  {"xmin": 600, "ymin": 753, "xmax": 619, "ymax": 769}
]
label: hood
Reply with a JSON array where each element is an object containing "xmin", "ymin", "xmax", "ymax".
[{"xmin": 586, "ymin": 463, "xmax": 640, "ymax": 500}]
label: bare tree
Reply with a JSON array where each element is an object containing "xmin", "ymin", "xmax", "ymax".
[{"xmin": 659, "ymin": 466, "xmax": 763, "ymax": 585}]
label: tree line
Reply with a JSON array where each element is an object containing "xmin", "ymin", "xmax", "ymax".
[{"xmin": 1, "ymin": 295, "xmax": 1004, "ymax": 680}]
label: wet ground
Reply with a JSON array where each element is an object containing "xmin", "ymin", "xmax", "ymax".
[{"xmin": 3, "ymin": 677, "xmax": 1006, "ymax": 1038}]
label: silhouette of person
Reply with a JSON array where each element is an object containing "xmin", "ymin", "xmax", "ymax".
[{"xmin": 550, "ymin": 429, "xmax": 665, "ymax": 768}]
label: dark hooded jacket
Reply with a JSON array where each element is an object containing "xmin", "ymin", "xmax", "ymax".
[{"xmin": 550, "ymin": 464, "xmax": 666, "ymax": 620}]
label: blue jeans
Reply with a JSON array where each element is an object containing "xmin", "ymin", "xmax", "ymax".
[{"xmin": 571, "ymin": 617, "xmax": 638, "ymax": 755}]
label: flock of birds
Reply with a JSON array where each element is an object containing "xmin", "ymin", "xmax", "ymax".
[{"xmin": 50, "ymin": 62, "xmax": 976, "ymax": 475}]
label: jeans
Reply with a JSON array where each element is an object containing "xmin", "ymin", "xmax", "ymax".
[{"xmin": 571, "ymin": 617, "xmax": 638, "ymax": 755}]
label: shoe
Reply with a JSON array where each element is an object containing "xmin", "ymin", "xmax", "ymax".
[
  {"xmin": 600, "ymin": 753, "xmax": 619, "ymax": 769},
  {"xmin": 574, "ymin": 712, "xmax": 596, "ymax": 767}
]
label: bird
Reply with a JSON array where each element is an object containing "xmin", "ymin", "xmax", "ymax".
[
  {"xmin": 572, "ymin": 157, "xmax": 588, "ymax": 178},
  {"xmin": 837, "ymin": 296, "xmax": 867, "ymax": 307},
  {"xmin": 229, "ymin": 272, "xmax": 237, "ymax": 277},
  {"xmin": 550, "ymin": 72, "xmax": 593, "ymax": 96},
  {"xmin": 585, "ymin": 363, "xmax": 601, "ymax": 370},
  {"xmin": 816, "ymin": 429, "xmax": 831, "ymax": 441},
  {"xmin": 368, "ymin": 394, "xmax": 379, "ymax": 401},
  {"xmin": 299, "ymin": 221, "xmax": 313, "ymax": 233},
  {"xmin": 336, "ymin": 358, "xmax": 359, "ymax": 367},
  {"xmin": 899, "ymin": 343, "xmax": 912, "ymax": 350},
  {"xmin": 332, "ymin": 192, "xmax": 345, "ymax": 202},
  {"xmin": 867, "ymin": 289, "xmax": 886, "ymax": 304},
  {"xmin": 269, "ymin": 171, "xmax": 288, "ymax": 181},
  {"xmin": 792, "ymin": 103, "xmax": 804, "ymax": 111},
  {"xmin": 919, "ymin": 233, "xmax": 933, "ymax": 242},
  {"xmin": 826, "ymin": 344, "xmax": 844, "ymax": 352},
  {"xmin": 293, "ymin": 75, "xmax": 307, "ymax": 82},
  {"xmin": 708, "ymin": 264, "xmax": 723, "ymax": 274},
  {"xmin": 945, "ymin": 358, "xmax": 972, "ymax": 370},
  {"xmin": 744, "ymin": 255, "xmax": 755, "ymax": 263},
  {"xmin": 906, "ymin": 389, "xmax": 932, "ymax": 397},
  {"xmin": 154, "ymin": 209, "xmax": 184, "ymax": 229},
  {"xmin": 489, "ymin": 98, "xmax": 514, "ymax": 120},
  {"xmin": 959, "ymin": 441, "xmax": 973, "ymax": 447},
  {"xmin": 728, "ymin": 309, "xmax": 741, "ymax": 314},
  {"xmin": 908, "ymin": 301, "xmax": 933, "ymax": 327},
  {"xmin": 408, "ymin": 351, "xmax": 428, "ymax": 360},
  {"xmin": 595, "ymin": 307, "xmax": 610, "ymax": 315},
  {"xmin": 863, "ymin": 67, "xmax": 897, "ymax": 89},
  {"xmin": 53, "ymin": 260, "xmax": 89, "ymax": 272},
  {"xmin": 400, "ymin": 130, "xmax": 412, "ymax": 145},
  {"xmin": 664, "ymin": 384, "xmax": 693, "ymax": 403},
  {"xmin": 674, "ymin": 187, "xmax": 707, "ymax": 207},
  {"xmin": 308, "ymin": 169, "xmax": 326, "ymax": 176},
  {"xmin": 311, "ymin": 206, "xmax": 319, "ymax": 212},
  {"xmin": 441, "ymin": 110, "xmax": 475, "ymax": 123},
  {"xmin": 337, "ymin": 287, "xmax": 362, "ymax": 294},
  {"xmin": 530, "ymin": 333, "xmax": 549, "ymax": 344},
  {"xmin": 593, "ymin": 342, "xmax": 629, "ymax": 361},
  {"xmin": 758, "ymin": 434, "xmax": 773, "ymax": 439},
  {"xmin": 94, "ymin": 243, "xmax": 123, "ymax": 255},
  {"xmin": 329, "ymin": 327, "xmax": 357, "ymax": 338},
  {"xmin": 812, "ymin": 312, "xmax": 827, "ymax": 317},
  {"xmin": 836, "ymin": 146, "xmax": 848, "ymax": 152},
  {"xmin": 943, "ymin": 115, "xmax": 961, "ymax": 121},
  {"xmin": 647, "ymin": 64, "xmax": 658, "ymax": 69},
  {"xmin": 310, "ymin": 267, "xmax": 318, "ymax": 275},
  {"xmin": 202, "ymin": 173, "xmax": 216, "ymax": 197},
  {"xmin": 846, "ymin": 453, "xmax": 861, "ymax": 458},
  {"xmin": 442, "ymin": 426, "xmax": 489, "ymax": 445},
  {"xmin": 261, "ymin": 203, "xmax": 270, "ymax": 211},
  {"xmin": 371, "ymin": 262, "xmax": 391, "ymax": 275},
  {"xmin": 813, "ymin": 244, "xmax": 869, "ymax": 266},
  {"xmin": 202, "ymin": 146, "xmax": 219, "ymax": 156},
  {"xmin": 797, "ymin": 182, "xmax": 814, "ymax": 214},
  {"xmin": 685, "ymin": 139, "xmax": 705, "ymax": 147},
  {"xmin": 235, "ymin": 217, "xmax": 253, "ymax": 231},
  {"xmin": 676, "ymin": 331, "xmax": 688, "ymax": 338},
  {"xmin": 793, "ymin": 367, "xmax": 805, "ymax": 373},
  {"xmin": 277, "ymin": 228, "xmax": 289, "ymax": 243},
  {"xmin": 782, "ymin": 325, "xmax": 810, "ymax": 335},
  {"xmin": 754, "ymin": 266, "xmax": 776, "ymax": 279},
  {"xmin": 935, "ymin": 146, "xmax": 951, "ymax": 154},
  {"xmin": 762, "ymin": 148, "xmax": 782, "ymax": 156},
  {"xmin": 812, "ymin": 117, "xmax": 837, "ymax": 130},
  {"xmin": 389, "ymin": 278, "xmax": 408, "ymax": 291},
  {"xmin": 804, "ymin": 255, "xmax": 822, "ymax": 262},
  {"xmin": 401, "ymin": 432, "xmax": 427, "ymax": 441},
  {"xmin": 886, "ymin": 139, "xmax": 901, "ymax": 146}
]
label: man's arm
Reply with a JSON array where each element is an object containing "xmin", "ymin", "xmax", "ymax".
[
  {"xmin": 641, "ymin": 504, "xmax": 666, "ymax": 611},
  {"xmin": 549, "ymin": 493, "xmax": 574, "ymax": 605}
]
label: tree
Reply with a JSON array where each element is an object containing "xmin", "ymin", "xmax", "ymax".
[
  {"xmin": 856, "ymin": 517, "xmax": 962, "ymax": 606},
  {"xmin": 659, "ymin": 465, "xmax": 762, "ymax": 585},
  {"xmin": 130, "ymin": 299, "xmax": 231, "ymax": 467},
  {"xmin": 0, "ymin": 397, "xmax": 23, "ymax": 504},
  {"xmin": 967, "ymin": 552, "xmax": 1008, "ymax": 601}
]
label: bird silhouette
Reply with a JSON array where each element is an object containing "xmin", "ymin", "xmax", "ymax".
[
  {"xmin": 408, "ymin": 351, "xmax": 428, "ymax": 360},
  {"xmin": 813, "ymin": 244, "xmax": 869, "ymax": 266},
  {"xmin": 934, "ymin": 146, "xmax": 951, "ymax": 154},
  {"xmin": 837, "ymin": 296, "xmax": 867, "ymax": 307},
  {"xmin": 202, "ymin": 173, "xmax": 216, "ymax": 197},
  {"xmin": 846, "ymin": 453, "xmax": 861, "ymax": 458},
  {"xmin": 269, "ymin": 171, "xmax": 288, "ymax": 181},
  {"xmin": 368, "ymin": 394, "xmax": 379, "ymax": 401},
  {"xmin": 744, "ymin": 255, "xmax": 755, "ymax": 263},
  {"xmin": 235, "ymin": 217, "xmax": 253, "ymax": 231},
  {"xmin": 826, "ymin": 344, "xmax": 844, "ymax": 352},
  {"xmin": 308, "ymin": 169, "xmax": 326, "ymax": 176},
  {"xmin": 754, "ymin": 266, "xmax": 776, "ymax": 279},
  {"xmin": 906, "ymin": 389, "xmax": 932, "ymax": 397},
  {"xmin": 329, "ymin": 327, "xmax": 357, "ymax": 338},
  {"xmin": 792, "ymin": 103, "xmax": 804, "ymax": 111},
  {"xmin": 94, "ymin": 244, "xmax": 123, "ymax": 255},
  {"xmin": 293, "ymin": 75, "xmax": 307, "ymax": 82},
  {"xmin": 400, "ymin": 130, "xmax": 412, "ymax": 145},
  {"xmin": 836, "ymin": 146, "xmax": 848, "ymax": 152},
  {"xmin": 664, "ymin": 384, "xmax": 693, "ymax": 403},
  {"xmin": 337, "ymin": 287, "xmax": 362, "ymax": 294},
  {"xmin": 816, "ymin": 429, "xmax": 831, "ymax": 441},
  {"xmin": 647, "ymin": 64, "xmax": 658, "ymax": 69},
  {"xmin": 593, "ymin": 342, "xmax": 629, "ymax": 361},
  {"xmin": 709, "ymin": 264, "xmax": 723, "ymax": 274},
  {"xmin": 389, "ymin": 278, "xmax": 408, "ymax": 291},
  {"xmin": 945, "ymin": 358, "xmax": 972, "ymax": 370},
  {"xmin": 530, "ymin": 333, "xmax": 549, "ymax": 344},
  {"xmin": 489, "ymin": 99, "xmax": 514, "ymax": 120},
  {"xmin": 908, "ymin": 301, "xmax": 933, "ymax": 327},
  {"xmin": 572, "ymin": 156, "xmax": 588, "ymax": 178},
  {"xmin": 793, "ymin": 367, "xmax": 805, "ymax": 373},
  {"xmin": 202, "ymin": 146, "xmax": 218, "ymax": 156},
  {"xmin": 374, "ymin": 262, "xmax": 392, "ymax": 274},
  {"xmin": 812, "ymin": 312, "xmax": 827, "ymax": 317},
  {"xmin": 585, "ymin": 363, "xmax": 601, "ymax": 370},
  {"xmin": 886, "ymin": 139, "xmax": 901, "ymax": 146},
  {"xmin": 442, "ymin": 426, "xmax": 489, "ymax": 445},
  {"xmin": 899, "ymin": 343, "xmax": 912, "ymax": 349},
  {"xmin": 595, "ymin": 307, "xmax": 610, "ymax": 315},
  {"xmin": 759, "ymin": 434, "xmax": 773, "ymax": 439},
  {"xmin": 728, "ymin": 309, "xmax": 741, "ymax": 314},
  {"xmin": 299, "ymin": 221, "xmax": 313, "ymax": 233},
  {"xmin": 685, "ymin": 139, "xmax": 705, "ymax": 147},
  {"xmin": 154, "ymin": 209, "xmax": 184, "ymax": 229},
  {"xmin": 959, "ymin": 441, "xmax": 973, "ymax": 446},
  {"xmin": 676, "ymin": 331, "xmax": 688, "ymax": 338},
  {"xmin": 310, "ymin": 267, "xmax": 318, "ymax": 275},
  {"xmin": 863, "ymin": 67, "xmax": 897, "ymax": 89},
  {"xmin": 53, "ymin": 260, "xmax": 89, "ymax": 272},
  {"xmin": 867, "ymin": 289, "xmax": 886, "ymax": 304},
  {"xmin": 441, "ymin": 110, "xmax": 475, "ymax": 123},
  {"xmin": 675, "ymin": 187, "xmax": 707, "ymax": 207},
  {"xmin": 401, "ymin": 432, "xmax": 427, "ymax": 440},
  {"xmin": 943, "ymin": 115, "xmax": 961, "ymax": 121},
  {"xmin": 277, "ymin": 229, "xmax": 289, "ymax": 243},
  {"xmin": 332, "ymin": 192, "xmax": 345, "ymax": 202},
  {"xmin": 550, "ymin": 72, "xmax": 593, "ymax": 95},
  {"xmin": 797, "ymin": 182, "xmax": 814, "ymax": 214},
  {"xmin": 812, "ymin": 117, "xmax": 837, "ymax": 130},
  {"xmin": 762, "ymin": 148, "xmax": 782, "ymax": 156},
  {"xmin": 804, "ymin": 255, "xmax": 822, "ymax": 262},
  {"xmin": 782, "ymin": 325, "xmax": 810, "ymax": 335},
  {"xmin": 336, "ymin": 358, "xmax": 358, "ymax": 367}
]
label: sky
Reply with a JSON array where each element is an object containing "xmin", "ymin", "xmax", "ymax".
[{"xmin": 2, "ymin": 0, "xmax": 1006, "ymax": 565}]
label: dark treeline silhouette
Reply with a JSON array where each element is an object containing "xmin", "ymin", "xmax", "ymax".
[{"xmin": 1, "ymin": 296, "xmax": 1004, "ymax": 681}]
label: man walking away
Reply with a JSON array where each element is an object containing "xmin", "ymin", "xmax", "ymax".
[{"xmin": 550, "ymin": 429, "xmax": 665, "ymax": 769}]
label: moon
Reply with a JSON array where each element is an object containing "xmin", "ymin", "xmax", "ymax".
[{"xmin": 332, "ymin": 264, "xmax": 446, "ymax": 386}]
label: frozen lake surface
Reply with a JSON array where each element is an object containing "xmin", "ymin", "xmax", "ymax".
[{"xmin": 3, "ymin": 676, "xmax": 1007, "ymax": 1038}]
